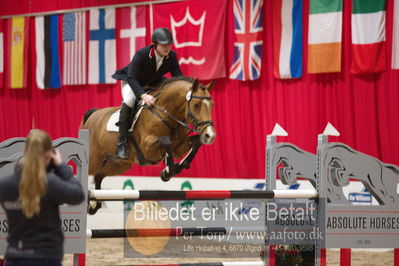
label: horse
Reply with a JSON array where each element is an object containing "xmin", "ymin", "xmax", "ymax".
[{"xmin": 82, "ymin": 77, "xmax": 216, "ymax": 214}]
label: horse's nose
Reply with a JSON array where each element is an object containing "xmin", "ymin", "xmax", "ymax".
[{"xmin": 202, "ymin": 127, "xmax": 216, "ymax": 144}]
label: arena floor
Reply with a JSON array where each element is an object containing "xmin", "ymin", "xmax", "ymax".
[{"xmin": 62, "ymin": 238, "xmax": 395, "ymax": 266}]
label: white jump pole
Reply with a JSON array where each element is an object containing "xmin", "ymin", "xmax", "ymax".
[{"xmin": 88, "ymin": 189, "xmax": 317, "ymax": 201}]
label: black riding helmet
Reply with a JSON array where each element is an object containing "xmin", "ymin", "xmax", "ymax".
[{"xmin": 152, "ymin": 28, "xmax": 174, "ymax": 45}]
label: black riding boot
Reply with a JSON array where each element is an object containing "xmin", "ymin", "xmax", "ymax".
[{"xmin": 116, "ymin": 103, "xmax": 132, "ymax": 159}]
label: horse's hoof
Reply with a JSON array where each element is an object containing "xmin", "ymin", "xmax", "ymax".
[
  {"xmin": 88, "ymin": 206, "xmax": 98, "ymax": 215},
  {"xmin": 160, "ymin": 170, "xmax": 172, "ymax": 182},
  {"xmin": 182, "ymin": 161, "xmax": 191, "ymax": 169},
  {"xmin": 87, "ymin": 201, "xmax": 101, "ymax": 215},
  {"xmin": 173, "ymin": 164, "xmax": 183, "ymax": 174}
]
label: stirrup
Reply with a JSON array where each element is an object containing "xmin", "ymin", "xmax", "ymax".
[{"xmin": 116, "ymin": 142, "xmax": 129, "ymax": 159}]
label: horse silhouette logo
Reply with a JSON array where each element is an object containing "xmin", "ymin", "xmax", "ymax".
[
  {"xmin": 271, "ymin": 143, "xmax": 317, "ymax": 188},
  {"xmin": 270, "ymin": 142, "xmax": 348, "ymax": 203},
  {"xmin": 322, "ymin": 143, "xmax": 399, "ymax": 206}
]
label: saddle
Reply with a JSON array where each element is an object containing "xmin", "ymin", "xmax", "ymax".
[{"xmin": 106, "ymin": 101, "xmax": 145, "ymax": 133}]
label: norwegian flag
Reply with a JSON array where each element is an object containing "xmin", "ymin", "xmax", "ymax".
[{"xmin": 229, "ymin": 0, "xmax": 263, "ymax": 81}]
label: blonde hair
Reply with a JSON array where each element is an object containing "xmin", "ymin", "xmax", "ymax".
[{"xmin": 19, "ymin": 130, "xmax": 52, "ymax": 218}]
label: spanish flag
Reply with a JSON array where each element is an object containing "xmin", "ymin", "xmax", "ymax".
[{"xmin": 6, "ymin": 17, "xmax": 28, "ymax": 89}]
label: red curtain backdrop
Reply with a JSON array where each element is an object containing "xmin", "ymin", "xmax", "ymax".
[
  {"xmin": 0, "ymin": 0, "xmax": 398, "ymax": 179},
  {"xmin": 0, "ymin": 0, "xmax": 162, "ymax": 17}
]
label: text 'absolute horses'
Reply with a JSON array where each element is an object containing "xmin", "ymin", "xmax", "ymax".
[{"xmin": 83, "ymin": 77, "xmax": 216, "ymax": 214}]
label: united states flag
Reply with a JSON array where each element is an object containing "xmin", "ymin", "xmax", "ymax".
[
  {"xmin": 63, "ymin": 12, "xmax": 86, "ymax": 85},
  {"xmin": 229, "ymin": 0, "xmax": 263, "ymax": 81}
]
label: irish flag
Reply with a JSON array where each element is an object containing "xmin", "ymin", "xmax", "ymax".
[
  {"xmin": 351, "ymin": 0, "xmax": 386, "ymax": 74},
  {"xmin": 308, "ymin": 0, "xmax": 342, "ymax": 73}
]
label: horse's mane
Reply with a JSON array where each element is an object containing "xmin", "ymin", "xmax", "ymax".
[{"xmin": 162, "ymin": 76, "xmax": 205, "ymax": 89}]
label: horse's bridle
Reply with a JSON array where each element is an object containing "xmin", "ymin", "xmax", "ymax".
[
  {"xmin": 186, "ymin": 92, "xmax": 214, "ymax": 135},
  {"xmin": 143, "ymin": 84, "xmax": 214, "ymax": 137}
]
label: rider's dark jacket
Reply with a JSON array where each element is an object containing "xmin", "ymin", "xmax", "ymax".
[{"xmin": 112, "ymin": 45, "xmax": 182, "ymax": 98}]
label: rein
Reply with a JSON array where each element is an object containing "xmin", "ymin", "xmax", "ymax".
[
  {"xmin": 144, "ymin": 83, "xmax": 214, "ymax": 138},
  {"xmin": 143, "ymin": 104, "xmax": 196, "ymax": 138}
]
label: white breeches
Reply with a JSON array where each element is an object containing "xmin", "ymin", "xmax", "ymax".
[{"xmin": 121, "ymin": 81, "xmax": 136, "ymax": 108}]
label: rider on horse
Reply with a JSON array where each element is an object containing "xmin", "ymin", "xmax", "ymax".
[{"xmin": 111, "ymin": 28, "xmax": 183, "ymax": 159}]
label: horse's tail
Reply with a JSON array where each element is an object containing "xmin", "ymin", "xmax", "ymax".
[{"xmin": 82, "ymin": 108, "xmax": 99, "ymax": 126}]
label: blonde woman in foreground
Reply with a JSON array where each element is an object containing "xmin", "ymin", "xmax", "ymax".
[{"xmin": 0, "ymin": 130, "xmax": 84, "ymax": 266}]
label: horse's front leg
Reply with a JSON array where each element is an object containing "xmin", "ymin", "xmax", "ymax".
[
  {"xmin": 173, "ymin": 135, "xmax": 202, "ymax": 175},
  {"xmin": 88, "ymin": 174, "xmax": 105, "ymax": 215},
  {"xmin": 159, "ymin": 136, "xmax": 176, "ymax": 182}
]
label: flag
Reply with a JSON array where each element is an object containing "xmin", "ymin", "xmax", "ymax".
[
  {"xmin": 392, "ymin": 0, "xmax": 399, "ymax": 69},
  {"xmin": 151, "ymin": 0, "xmax": 226, "ymax": 80},
  {"xmin": 89, "ymin": 8, "xmax": 116, "ymax": 84},
  {"xmin": 351, "ymin": 0, "xmax": 386, "ymax": 74},
  {"xmin": 63, "ymin": 12, "xmax": 87, "ymax": 85},
  {"xmin": 229, "ymin": 0, "xmax": 264, "ymax": 81},
  {"xmin": 0, "ymin": 19, "xmax": 4, "ymax": 88},
  {"xmin": 6, "ymin": 17, "xmax": 28, "ymax": 89},
  {"xmin": 117, "ymin": 6, "xmax": 147, "ymax": 68},
  {"xmin": 272, "ymin": 0, "xmax": 303, "ymax": 79},
  {"xmin": 308, "ymin": 0, "xmax": 342, "ymax": 73},
  {"xmin": 35, "ymin": 15, "xmax": 61, "ymax": 89}
]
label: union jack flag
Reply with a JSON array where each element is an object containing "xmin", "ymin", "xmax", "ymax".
[{"xmin": 229, "ymin": 0, "xmax": 264, "ymax": 81}]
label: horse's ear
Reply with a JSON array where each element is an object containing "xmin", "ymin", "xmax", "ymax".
[
  {"xmin": 205, "ymin": 80, "xmax": 215, "ymax": 91},
  {"xmin": 192, "ymin": 79, "xmax": 199, "ymax": 92}
]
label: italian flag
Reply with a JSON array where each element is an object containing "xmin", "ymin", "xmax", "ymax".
[
  {"xmin": 351, "ymin": 0, "xmax": 386, "ymax": 74},
  {"xmin": 308, "ymin": 0, "xmax": 342, "ymax": 73}
]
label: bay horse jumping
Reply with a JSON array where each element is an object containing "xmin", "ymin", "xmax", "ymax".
[{"xmin": 82, "ymin": 77, "xmax": 216, "ymax": 214}]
